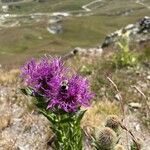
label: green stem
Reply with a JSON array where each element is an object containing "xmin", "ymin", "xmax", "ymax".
[{"xmin": 51, "ymin": 114, "xmax": 83, "ymax": 150}]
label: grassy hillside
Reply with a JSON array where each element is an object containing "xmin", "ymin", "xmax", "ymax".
[
  {"xmin": 0, "ymin": 0, "xmax": 149, "ymax": 66},
  {"xmin": 0, "ymin": 0, "xmax": 94, "ymax": 13}
]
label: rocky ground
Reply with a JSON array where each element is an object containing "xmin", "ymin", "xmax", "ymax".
[{"xmin": 0, "ymin": 40, "xmax": 149, "ymax": 150}]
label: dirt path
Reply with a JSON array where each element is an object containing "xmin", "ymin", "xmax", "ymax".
[
  {"xmin": 82, "ymin": 0, "xmax": 103, "ymax": 12},
  {"xmin": 136, "ymin": 0, "xmax": 150, "ymax": 10},
  {"xmin": 1, "ymin": 0, "xmax": 34, "ymax": 5}
]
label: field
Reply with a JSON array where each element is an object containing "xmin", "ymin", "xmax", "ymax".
[{"xmin": 0, "ymin": 0, "xmax": 149, "ymax": 66}]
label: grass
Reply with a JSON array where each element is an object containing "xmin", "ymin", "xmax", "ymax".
[
  {"xmin": 3, "ymin": 0, "xmax": 94, "ymax": 14},
  {"xmin": 0, "ymin": 69, "xmax": 20, "ymax": 85},
  {"xmin": 0, "ymin": 0, "xmax": 149, "ymax": 66},
  {"xmin": 139, "ymin": 46, "xmax": 150, "ymax": 63},
  {"xmin": 82, "ymin": 100, "xmax": 121, "ymax": 128}
]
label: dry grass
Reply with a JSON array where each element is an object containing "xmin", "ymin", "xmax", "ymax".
[
  {"xmin": 82, "ymin": 100, "xmax": 121, "ymax": 128},
  {"xmin": 0, "ymin": 69, "xmax": 20, "ymax": 86}
]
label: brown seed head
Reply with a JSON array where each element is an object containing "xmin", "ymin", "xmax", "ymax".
[
  {"xmin": 105, "ymin": 115, "xmax": 120, "ymax": 132},
  {"xmin": 96, "ymin": 127, "xmax": 117, "ymax": 149}
]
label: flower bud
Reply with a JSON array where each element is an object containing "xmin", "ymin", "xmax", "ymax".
[
  {"xmin": 96, "ymin": 127, "xmax": 117, "ymax": 150},
  {"xmin": 105, "ymin": 115, "xmax": 120, "ymax": 132}
]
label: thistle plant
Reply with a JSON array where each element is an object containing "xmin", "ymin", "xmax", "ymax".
[
  {"xmin": 92, "ymin": 115, "xmax": 122, "ymax": 150},
  {"xmin": 21, "ymin": 56, "xmax": 94, "ymax": 150}
]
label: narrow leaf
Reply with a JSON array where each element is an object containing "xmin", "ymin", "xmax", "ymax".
[
  {"xmin": 21, "ymin": 87, "xmax": 33, "ymax": 96},
  {"xmin": 76, "ymin": 110, "xmax": 87, "ymax": 124}
]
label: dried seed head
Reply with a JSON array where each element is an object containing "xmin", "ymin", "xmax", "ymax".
[
  {"xmin": 105, "ymin": 115, "xmax": 120, "ymax": 132},
  {"xmin": 114, "ymin": 144, "xmax": 126, "ymax": 150},
  {"xmin": 96, "ymin": 127, "xmax": 117, "ymax": 149}
]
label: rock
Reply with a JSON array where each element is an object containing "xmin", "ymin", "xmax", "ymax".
[
  {"xmin": 147, "ymin": 75, "xmax": 150, "ymax": 80},
  {"xmin": 128, "ymin": 102, "xmax": 142, "ymax": 109},
  {"xmin": 114, "ymin": 93, "xmax": 122, "ymax": 101},
  {"xmin": 1, "ymin": 5, "xmax": 9, "ymax": 13},
  {"xmin": 49, "ymin": 16, "xmax": 62, "ymax": 24},
  {"xmin": 62, "ymin": 46, "xmax": 103, "ymax": 59},
  {"xmin": 138, "ymin": 16, "xmax": 150, "ymax": 33},
  {"xmin": 72, "ymin": 47, "xmax": 87, "ymax": 55},
  {"xmin": 70, "ymin": 46, "xmax": 103, "ymax": 57},
  {"xmin": 47, "ymin": 24, "xmax": 63, "ymax": 34},
  {"xmin": 101, "ymin": 16, "xmax": 150, "ymax": 48},
  {"xmin": 51, "ymin": 12, "xmax": 70, "ymax": 17},
  {"xmin": 47, "ymin": 15, "xmax": 63, "ymax": 35},
  {"xmin": 0, "ymin": 115, "xmax": 11, "ymax": 130}
]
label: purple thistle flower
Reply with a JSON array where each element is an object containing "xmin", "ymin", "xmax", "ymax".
[
  {"xmin": 21, "ymin": 57, "xmax": 66, "ymax": 98},
  {"xmin": 47, "ymin": 75, "xmax": 94, "ymax": 113},
  {"xmin": 21, "ymin": 56, "xmax": 94, "ymax": 113}
]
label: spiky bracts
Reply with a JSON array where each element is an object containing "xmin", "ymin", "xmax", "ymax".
[
  {"xmin": 95, "ymin": 127, "xmax": 117, "ymax": 150},
  {"xmin": 105, "ymin": 115, "xmax": 120, "ymax": 133}
]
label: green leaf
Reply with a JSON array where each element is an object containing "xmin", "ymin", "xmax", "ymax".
[
  {"xmin": 76, "ymin": 110, "xmax": 87, "ymax": 125},
  {"xmin": 35, "ymin": 96, "xmax": 47, "ymax": 109},
  {"xmin": 59, "ymin": 117, "xmax": 74, "ymax": 124},
  {"xmin": 38, "ymin": 109, "xmax": 56, "ymax": 124},
  {"xmin": 130, "ymin": 142, "xmax": 138, "ymax": 150},
  {"xmin": 21, "ymin": 87, "xmax": 33, "ymax": 96}
]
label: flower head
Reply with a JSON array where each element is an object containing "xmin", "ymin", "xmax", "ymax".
[
  {"xmin": 96, "ymin": 127, "xmax": 117, "ymax": 149},
  {"xmin": 21, "ymin": 57, "xmax": 94, "ymax": 113},
  {"xmin": 47, "ymin": 75, "xmax": 94, "ymax": 112},
  {"xmin": 105, "ymin": 115, "xmax": 120, "ymax": 132},
  {"xmin": 21, "ymin": 57, "xmax": 66, "ymax": 98}
]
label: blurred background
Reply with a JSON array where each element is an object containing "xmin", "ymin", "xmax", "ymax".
[{"xmin": 0, "ymin": 0, "xmax": 149, "ymax": 67}]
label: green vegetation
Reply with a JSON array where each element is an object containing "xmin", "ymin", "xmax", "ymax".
[
  {"xmin": 0, "ymin": 0, "xmax": 149, "ymax": 66},
  {"xmin": 114, "ymin": 33, "xmax": 138, "ymax": 68},
  {"xmin": 1, "ymin": 0, "xmax": 94, "ymax": 14}
]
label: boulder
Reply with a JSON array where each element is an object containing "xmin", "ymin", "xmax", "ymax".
[{"xmin": 102, "ymin": 16, "xmax": 150, "ymax": 48}]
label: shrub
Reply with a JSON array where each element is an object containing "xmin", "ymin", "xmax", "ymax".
[{"xmin": 114, "ymin": 33, "xmax": 138, "ymax": 68}]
